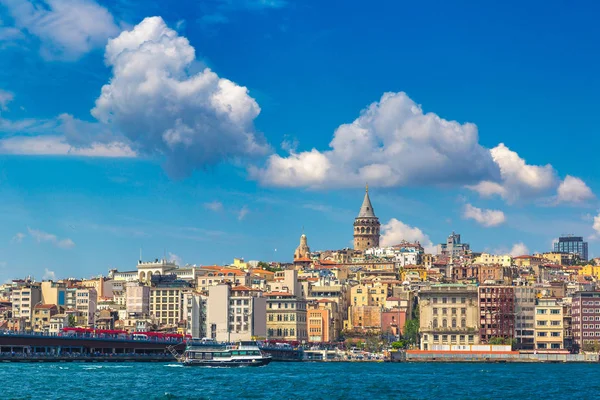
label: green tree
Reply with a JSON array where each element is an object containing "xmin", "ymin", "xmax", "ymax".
[
  {"xmin": 67, "ymin": 314, "xmax": 76, "ymax": 327},
  {"xmin": 391, "ymin": 340, "xmax": 407, "ymax": 349},
  {"xmin": 404, "ymin": 319, "xmax": 419, "ymax": 345}
]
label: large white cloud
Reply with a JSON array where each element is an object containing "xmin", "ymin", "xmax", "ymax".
[
  {"xmin": 462, "ymin": 203, "xmax": 505, "ymax": 227},
  {"xmin": 467, "ymin": 143, "xmax": 557, "ymax": 203},
  {"xmin": 556, "ymin": 175, "xmax": 594, "ymax": 204},
  {"xmin": 251, "ymin": 92, "xmax": 498, "ymax": 188},
  {"xmin": 91, "ymin": 16, "xmax": 269, "ymax": 178},
  {"xmin": 0, "ymin": 0, "xmax": 119, "ymax": 60},
  {"xmin": 380, "ymin": 218, "xmax": 436, "ymax": 253}
]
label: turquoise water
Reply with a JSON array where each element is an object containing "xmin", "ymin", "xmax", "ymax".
[{"xmin": 1, "ymin": 362, "xmax": 598, "ymax": 399}]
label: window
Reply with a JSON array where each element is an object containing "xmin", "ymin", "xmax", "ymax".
[
  {"xmin": 537, "ymin": 332, "xmax": 547, "ymax": 337},
  {"xmin": 550, "ymin": 309, "xmax": 560, "ymax": 315},
  {"xmin": 551, "ymin": 332, "xmax": 560, "ymax": 337},
  {"xmin": 537, "ymin": 309, "xmax": 547, "ymax": 314},
  {"xmin": 433, "ymin": 308, "xmax": 438, "ymax": 315},
  {"xmin": 461, "ymin": 308, "xmax": 466, "ymax": 315},
  {"xmin": 551, "ymin": 321, "xmax": 560, "ymax": 326},
  {"xmin": 461, "ymin": 319, "xmax": 466, "ymax": 328}
]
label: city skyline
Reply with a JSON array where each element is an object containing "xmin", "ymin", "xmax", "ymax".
[{"xmin": 2, "ymin": 0, "xmax": 600, "ymax": 282}]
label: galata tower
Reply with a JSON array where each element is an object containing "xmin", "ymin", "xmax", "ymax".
[{"xmin": 353, "ymin": 185, "xmax": 380, "ymax": 251}]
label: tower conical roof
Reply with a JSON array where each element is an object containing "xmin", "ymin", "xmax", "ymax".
[{"xmin": 357, "ymin": 185, "xmax": 376, "ymax": 218}]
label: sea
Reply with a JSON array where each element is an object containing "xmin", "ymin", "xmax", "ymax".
[{"xmin": 1, "ymin": 362, "xmax": 598, "ymax": 400}]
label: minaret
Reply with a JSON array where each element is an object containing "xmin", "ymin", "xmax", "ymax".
[{"xmin": 353, "ymin": 184, "xmax": 380, "ymax": 251}]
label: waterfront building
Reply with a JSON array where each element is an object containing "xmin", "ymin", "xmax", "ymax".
[
  {"xmin": 381, "ymin": 305, "xmax": 407, "ymax": 339},
  {"xmin": 307, "ymin": 300, "xmax": 336, "ymax": 342},
  {"xmin": 419, "ymin": 284, "xmax": 480, "ymax": 350},
  {"xmin": 534, "ymin": 298, "xmax": 564, "ymax": 350},
  {"xmin": 554, "ymin": 235, "xmax": 588, "ymax": 262},
  {"xmin": 206, "ymin": 284, "xmax": 266, "ymax": 342},
  {"xmin": 294, "ymin": 233, "xmax": 311, "ymax": 260},
  {"xmin": 437, "ymin": 232, "xmax": 470, "ymax": 257},
  {"xmin": 125, "ymin": 282, "xmax": 150, "ymax": 315},
  {"xmin": 571, "ymin": 291, "xmax": 600, "ymax": 351},
  {"xmin": 306, "ymin": 278, "xmax": 346, "ymax": 338},
  {"xmin": 149, "ymin": 275, "xmax": 192, "ymax": 328},
  {"xmin": 49, "ymin": 313, "xmax": 69, "ymax": 334},
  {"xmin": 266, "ymin": 292, "xmax": 307, "ymax": 342},
  {"xmin": 353, "ymin": 185, "xmax": 380, "ymax": 251},
  {"xmin": 11, "ymin": 285, "xmax": 42, "ymax": 325},
  {"xmin": 515, "ymin": 286, "xmax": 536, "ymax": 350},
  {"xmin": 478, "ymin": 286, "xmax": 515, "ymax": 343},
  {"xmin": 182, "ymin": 291, "xmax": 205, "ymax": 339}
]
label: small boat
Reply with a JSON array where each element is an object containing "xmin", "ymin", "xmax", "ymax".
[{"xmin": 179, "ymin": 340, "xmax": 272, "ymax": 367}]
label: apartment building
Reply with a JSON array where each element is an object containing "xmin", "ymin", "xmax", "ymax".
[
  {"xmin": 534, "ymin": 298, "xmax": 563, "ymax": 350},
  {"xmin": 515, "ymin": 286, "xmax": 536, "ymax": 350},
  {"xmin": 266, "ymin": 292, "xmax": 307, "ymax": 342},
  {"xmin": 571, "ymin": 291, "xmax": 600, "ymax": 351},
  {"xmin": 419, "ymin": 284, "xmax": 480, "ymax": 350},
  {"xmin": 478, "ymin": 286, "xmax": 515, "ymax": 343}
]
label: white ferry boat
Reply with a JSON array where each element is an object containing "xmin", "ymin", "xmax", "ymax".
[{"xmin": 180, "ymin": 340, "xmax": 272, "ymax": 367}]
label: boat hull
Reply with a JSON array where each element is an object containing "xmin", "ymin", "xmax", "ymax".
[{"xmin": 182, "ymin": 358, "xmax": 272, "ymax": 367}]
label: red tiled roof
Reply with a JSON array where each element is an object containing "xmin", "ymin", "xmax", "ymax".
[
  {"xmin": 265, "ymin": 292, "xmax": 295, "ymax": 297},
  {"xmin": 34, "ymin": 304, "xmax": 57, "ymax": 309},
  {"xmin": 231, "ymin": 285, "xmax": 259, "ymax": 291}
]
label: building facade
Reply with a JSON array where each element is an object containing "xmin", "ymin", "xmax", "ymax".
[
  {"xmin": 478, "ymin": 286, "xmax": 515, "ymax": 343},
  {"xmin": 266, "ymin": 292, "xmax": 307, "ymax": 342},
  {"xmin": 553, "ymin": 236, "xmax": 588, "ymax": 262},
  {"xmin": 534, "ymin": 298, "xmax": 564, "ymax": 350},
  {"xmin": 515, "ymin": 286, "xmax": 536, "ymax": 350},
  {"xmin": 571, "ymin": 292, "xmax": 600, "ymax": 351},
  {"xmin": 353, "ymin": 186, "xmax": 380, "ymax": 251},
  {"xmin": 419, "ymin": 284, "xmax": 480, "ymax": 350}
]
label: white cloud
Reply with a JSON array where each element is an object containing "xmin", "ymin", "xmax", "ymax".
[
  {"xmin": 556, "ymin": 175, "xmax": 594, "ymax": 204},
  {"xmin": 509, "ymin": 242, "xmax": 529, "ymax": 256},
  {"xmin": 468, "ymin": 144, "xmax": 557, "ymax": 203},
  {"xmin": 90, "ymin": 16, "xmax": 269, "ymax": 178},
  {"xmin": 10, "ymin": 232, "xmax": 25, "ymax": 243},
  {"xmin": 0, "ymin": 0, "xmax": 119, "ymax": 60},
  {"xmin": 0, "ymin": 135, "xmax": 136, "ymax": 158},
  {"xmin": 0, "ymin": 89, "xmax": 13, "ymax": 111},
  {"xmin": 238, "ymin": 205, "xmax": 249, "ymax": 221},
  {"xmin": 251, "ymin": 92, "xmax": 498, "ymax": 188},
  {"xmin": 27, "ymin": 227, "xmax": 75, "ymax": 249},
  {"xmin": 462, "ymin": 203, "xmax": 506, "ymax": 227},
  {"xmin": 168, "ymin": 252, "xmax": 182, "ymax": 266},
  {"xmin": 42, "ymin": 268, "xmax": 56, "ymax": 281},
  {"xmin": 380, "ymin": 218, "xmax": 435, "ymax": 253},
  {"xmin": 204, "ymin": 201, "xmax": 224, "ymax": 212},
  {"xmin": 593, "ymin": 213, "xmax": 600, "ymax": 235}
]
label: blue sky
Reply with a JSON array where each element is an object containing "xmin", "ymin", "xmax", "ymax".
[{"xmin": 1, "ymin": 0, "xmax": 600, "ymax": 282}]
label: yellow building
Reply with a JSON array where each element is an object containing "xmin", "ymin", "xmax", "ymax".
[
  {"xmin": 579, "ymin": 265, "xmax": 600, "ymax": 280},
  {"xmin": 232, "ymin": 258, "xmax": 249, "ymax": 270},
  {"xmin": 349, "ymin": 282, "xmax": 388, "ymax": 308},
  {"xmin": 266, "ymin": 292, "xmax": 308, "ymax": 341},
  {"xmin": 418, "ymin": 284, "xmax": 480, "ymax": 350},
  {"xmin": 534, "ymin": 298, "xmax": 563, "ymax": 350},
  {"xmin": 472, "ymin": 253, "xmax": 512, "ymax": 267},
  {"xmin": 400, "ymin": 265, "xmax": 427, "ymax": 282}
]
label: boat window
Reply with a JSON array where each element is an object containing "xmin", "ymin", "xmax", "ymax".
[{"xmin": 239, "ymin": 351, "xmax": 247, "ymax": 355}]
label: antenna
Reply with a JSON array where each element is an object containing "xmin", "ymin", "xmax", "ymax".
[{"xmin": 139, "ymin": 248, "xmax": 142, "ymax": 262}]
